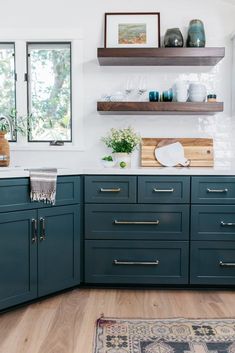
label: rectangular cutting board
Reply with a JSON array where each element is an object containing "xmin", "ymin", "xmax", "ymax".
[{"xmin": 141, "ymin": 138, "xmax": 214, "ymax": 167}]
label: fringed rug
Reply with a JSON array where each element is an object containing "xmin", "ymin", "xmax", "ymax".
[{"xmin": 94, "ymin": 317, "xmax": 235, "ymax": 353}]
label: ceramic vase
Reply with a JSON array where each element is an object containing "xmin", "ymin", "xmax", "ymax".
[
  {"xmin": 113, "ymin": 153, "xmax": 131, "ymax": 169},
  {"xmin": 187, "ymin": 19, "xmax": 206, "ymax": 47},
  {"xmin": 0, "ymin": 132, "xmax": 10, "ymax": 167},
  {"xmin": 164, "ymin": 28, "xmax": 184, "ymax": 47}
]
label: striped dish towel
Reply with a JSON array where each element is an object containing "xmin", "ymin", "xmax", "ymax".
[{"xmin": 30, "ymin": 169, "xmax": 57, "ymax": 205}]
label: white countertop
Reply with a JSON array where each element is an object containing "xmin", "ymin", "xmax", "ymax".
[{"xmin": 1, "ymin": 166, "xmax": 235, "ymax": 178}]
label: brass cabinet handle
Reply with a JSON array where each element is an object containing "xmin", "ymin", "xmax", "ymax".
[
  {"xmin": 153, "ymin": 188, "xmax": 174, "ymax": 193},
  {"xmin": 113, "ymin": 259, "xmax": 159, "ymax": 266},
  {"xmin": 221, "ymin": 221, "xmax": 235, "ymax": 227},
  {"xmin": 219, "ymin": 261, "xmax": 235, "ymax": 267},
  {"xmin": 100, "ymin": 188, "xmax": 121, "ymax": 193},
  {"xmin": 207, "ymin": 188, "xmax": 228, "ymax": 193},
  {"xmin": 39, "ymin": 217, "xmax": 46, "ymax": 241},
  {"xmin": 114, "ymin": 220, "xmax": 160, "ymax": 225},
  {"xmin": 31, "ymin": 219, "xmax": 37, "ymax": 243}
]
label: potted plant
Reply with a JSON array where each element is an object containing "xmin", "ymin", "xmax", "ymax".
[
  {"xmin": 101, "ymin": 155, "xmax": 116, "ymax": 168},
  {"xmin": 102, "ymin": 127, "xmax": 141, "ymax": 168}
]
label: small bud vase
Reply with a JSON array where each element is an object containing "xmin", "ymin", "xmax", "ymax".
[
  {"xmin": 113, "ymin": 153, "xmax": 131, "ymax": 169},
  {"xmin": 0, "ymin": 132, "xmax": 10, "ymax": 167}
]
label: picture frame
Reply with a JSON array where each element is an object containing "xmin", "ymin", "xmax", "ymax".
[{"xmin": 104, "ymin": 12, "xmax": 161, "ymax": 48}]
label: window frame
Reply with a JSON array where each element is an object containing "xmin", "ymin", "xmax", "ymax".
[
  {"xmin": 0, "ymin": 28, "xmax": 84, "ymax": 151},
  {"xmin": 0, "ymin": 41, "xmax": 17, "ymax": 142},
  {"xmin": 26, "ymin": 41, "xmax": 73, "ymax": 143}
]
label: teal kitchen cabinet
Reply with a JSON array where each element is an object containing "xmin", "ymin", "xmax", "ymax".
[
  {"xmin": 37, "ymin": 205, "xmax": 80, "ymax": 297},
  {"xmin": 0, "ymin": 210, "xmax": 38, "ymax": 310},
  {"xmin": 0, "ymin": 176, "xmax": 81, "ymax": 311}
]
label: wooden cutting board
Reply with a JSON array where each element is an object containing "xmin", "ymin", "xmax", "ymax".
[{"xmin": 141, "ymin": 138, "xmax": 214, "ymax": 167}]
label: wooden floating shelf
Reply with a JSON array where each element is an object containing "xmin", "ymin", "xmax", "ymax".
[
  {"xmin": 97, "ymin": 47, "xmax": 225, "ymax": 66},
  {"xmin": 97, "ymin": 101, "xmax": 224, "ymax": 115}
]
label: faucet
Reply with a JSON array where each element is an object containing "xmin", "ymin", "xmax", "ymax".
[{"xmin": 0, "ymin": 116, "xmax": 13, "ymax": 140}]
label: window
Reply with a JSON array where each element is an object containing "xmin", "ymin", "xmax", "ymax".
[
  {"xmin": 0, "ymin": 43, "xmax": 16, "ymax": 141},
  {"xmin": 27, "ymin": 42, "xmax": 72, "ymax": 142}
]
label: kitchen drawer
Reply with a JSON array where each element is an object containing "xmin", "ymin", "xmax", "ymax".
[
  {"xmin": 85, "ymin": 240, "xmax": 189, "ymax": 284},
  {"xmin": 191, "ymin": 241, "xmax": 235, "ymax": 285},
  {"xmin": 0, "ymin": 176, "xmax": 80, "ymax": 212},
  {"xmin": 138, "ymin": 176, "xmax": 190, "ymax": 204},
  {"xmin": 85, "ymin": 176, "xmax": 137, "ymax": 203},
  {"xmin": 85, "ymin": 204, "xmax": 189, "ymax": 240},
  {"xmin": 191, "ymin": 205, "xmax": 235, "ymax": 241},
  {"xmin": 191, "ymin": 177, "xmax": 235, "ymax": 204}
]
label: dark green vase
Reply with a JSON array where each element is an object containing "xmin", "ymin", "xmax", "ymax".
[
  {"xmin": 164, "ymin": 28, "xmax": 184, "ymax": 47},
  {"xmin": 187, "ymin": 19, "xmax": 206, "ymax": 47}
]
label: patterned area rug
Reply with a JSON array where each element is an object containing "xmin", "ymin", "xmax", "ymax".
[{"xmin": 94, "ymin": 318, "xmax": 235, "ymax": 353}]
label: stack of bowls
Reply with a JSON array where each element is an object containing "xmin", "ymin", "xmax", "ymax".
[{"xmin": 189, "ymin": 83, "xmax": 207, "ymax": 102}]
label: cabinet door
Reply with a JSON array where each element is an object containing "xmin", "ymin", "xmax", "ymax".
[
  {"xmin": 37, "ymin": 205, "xmax": 80, "ymax": 297},
  {"xmin": 0, "ymin": 210, "xmax": 37, "ymax": 310}
]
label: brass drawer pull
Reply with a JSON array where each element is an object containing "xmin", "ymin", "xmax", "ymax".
[
  {"xmin": 31, "ymin": 219, "xmax": 37, "ymax": 243},
  {"xmin": 100, "ymin": 188, "xmax": 121, "ymax": 193},
  {"xmin": 207, "ymin": 188, "xmax": 228, "ymax": 193},
  {"xmin": 219, "ymin": 261, "xmax": 235, "ymax": 267},
  {"xmin": 153, "ymin": 188, "xmax": 174, "ymax": 193},
  {"xmin": 113, "ymin": 260, "xmax": 159, "ymax": 266},
  {"xmin": 221, "ymin": 221, "xmax": 235, "ymax": 227},
  {"xmin": 39, "ymin": 217, "xmax": 46, "ymax": 241},
  {"xmin": 114, "ymin": 220, "xmax": 160, "ymax": 225}
]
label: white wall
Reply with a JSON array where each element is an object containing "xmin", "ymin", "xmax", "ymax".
[{"xmin": 2, "ymin": 0, "xmax": 235, "ymax": 169}]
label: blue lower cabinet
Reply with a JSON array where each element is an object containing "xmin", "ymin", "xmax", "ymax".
[
  {"xmin": 37, "ymin": 205, "xmax": 80, "ymax": 297},
  {"xmin": 0, "ymin": 176, "xmax": 80, "ymax": 213},
  {"xmin": 85, "ymin": 240, "xmax": 189, "ymax": 284},
  {"xmin": 191, "ymin": 205, "xmax": 235, "ymax": 241},
  {"xmin": 85, "ymin": 204, "xmax": 189, "ymax": 240},
  {"xmin": 191, "ymin": 241, "xmax": 235, "ymax": 285},
  {"xmin": 0, "ymin": 210, "xmax": 38, "ymax": 310}
]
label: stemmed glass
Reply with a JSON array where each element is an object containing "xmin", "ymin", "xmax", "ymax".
[
  {"xmin": 137, "ymin": 76, "xmax": 147, "ymax": 101},
  {"xmin": 125, "ymin": 78, "xmax": 134, "ymax": 101}
]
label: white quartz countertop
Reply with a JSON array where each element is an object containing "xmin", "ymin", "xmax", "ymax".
[{"xmin": 1, "ymin": 166, "xmax": 235, "ymax": 178}]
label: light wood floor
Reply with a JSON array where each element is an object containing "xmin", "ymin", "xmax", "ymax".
[{"xmin": 0, "ymin": 288, "xmax": 235, "ymax": 353}]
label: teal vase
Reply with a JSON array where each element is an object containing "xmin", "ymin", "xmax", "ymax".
[{"xmin": 187, "ymin": 19, "xmax": 206, "ymax": 47}]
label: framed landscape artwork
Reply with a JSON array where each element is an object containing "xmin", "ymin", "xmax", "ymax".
[{"xmin": 104, "ymin": 12, "xmax": 161, "ymax": 48}]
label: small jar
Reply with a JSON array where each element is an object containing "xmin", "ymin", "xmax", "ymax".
[{"xmin": 207, "ymin": 94, "xmax": 217, "ymax": 102}]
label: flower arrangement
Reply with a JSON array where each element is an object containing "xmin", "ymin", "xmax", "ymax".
[{"xmin": 102, "ymin": 127, "xmax": 141, "ymax": 154}]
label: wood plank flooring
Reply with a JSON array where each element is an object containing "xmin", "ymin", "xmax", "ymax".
[{"xmin": 0, "ymin": 288, "xmax": 235, "ymax": 353}]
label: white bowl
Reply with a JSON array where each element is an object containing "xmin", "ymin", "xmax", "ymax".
[
  {"xmin": 189, "ymin": 96, "xmax": 206, "ymax": 102},
  {"xmin": 101, "ymin": 160, "xmax": 116, "ymax": 168}
]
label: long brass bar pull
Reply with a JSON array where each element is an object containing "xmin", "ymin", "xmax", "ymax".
[
  {"xmin": 31, "ymin": 219, "xmax": 37, "ymax": 243},
  {"xmin": 113, "ymin": 260, "xmax": 160, "ymax": 266},
  {"xmin": 153, "ymin": 188, "xmax": 174, "ymax": 193},
  {"xmin": 39, "ymin": 217, "xmax": 46, "ymax": 241},
  {"xmin": 219, "ymin": 261, "xmax": 235, "ymax": 267},
  {"xmin": 220, "ymin": 221, "xmax": 235, "ymax": 227},
  {"xmin": 207, "ymin": 188, "xmax": 228, "ymax": 193},
  {"xmin": 114, "ymin": 220, "xmax": 160, "ymax": 225},
  {"xmin": 100, "ymin": 188, "xmax": 121, "ymax": 193}
]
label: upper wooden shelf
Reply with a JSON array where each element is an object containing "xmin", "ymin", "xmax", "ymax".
[
  {"xmin": 97, "ymin": 47, "xmax": 225, "ymax": 66},
  {"xmin": 97, "ymin": 101, "xmax": 224, "ymax": 115}
]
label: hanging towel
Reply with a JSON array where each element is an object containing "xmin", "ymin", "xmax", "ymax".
[{"xmin": 29, "ymin": 169, "xmax": 57, "ymax": 205}]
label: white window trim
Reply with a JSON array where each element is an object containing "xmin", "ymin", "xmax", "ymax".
[
  {"xmin": 0, "ymin": 28, "xmax": 84, "ymax": 151},
  {"xmin": 232, "ymin": 32, "xmax": 235, "ymax": 116}
]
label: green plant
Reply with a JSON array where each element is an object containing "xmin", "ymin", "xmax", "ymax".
[
  {"xmin": 102, "ymin": 155, "xmax": 113, "ymax": 162},
  {"xmin": 102, "ymin": 127, "xmax": 141, "ymax": 154}
]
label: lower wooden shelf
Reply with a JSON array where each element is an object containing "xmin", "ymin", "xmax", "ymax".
[{"xmin": 97, "ymin": 101, "xmax": 224, "ymax": 115}]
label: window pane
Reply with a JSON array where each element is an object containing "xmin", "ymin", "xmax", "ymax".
[
  {"xmin": 0, "ymin": 43, "xmax": 16, "ymax": 141},
  {"xmin": 28, "ymin": 43, "xmax": 72, "ymax": 142}
]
